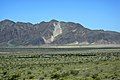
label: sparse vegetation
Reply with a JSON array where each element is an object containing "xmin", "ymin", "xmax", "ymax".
[{"xmin": 0, "ymin": 47, "xmax": 120, "ymax": 80}]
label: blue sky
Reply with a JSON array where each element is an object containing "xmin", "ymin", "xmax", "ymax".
[{"xmin": 0, "ymin": 0, "xmax": 120, "ymax": 32}]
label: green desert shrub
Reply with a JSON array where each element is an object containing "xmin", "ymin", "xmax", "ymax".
[
  {"xmin": 51, "ymin": 73, "xmax": 60, "ymax": 79},
  {"xmin": 70, "ymin": 70, "xmax": 79, "ymax": 76},
  {"xmin": 9, "ymin": 74, "xmax": 20, "ymax": 80}
]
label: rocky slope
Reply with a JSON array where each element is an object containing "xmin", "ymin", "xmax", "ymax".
[{"xmin": 0, "ymin": 19, "xmax": 120, "ymax": 46}]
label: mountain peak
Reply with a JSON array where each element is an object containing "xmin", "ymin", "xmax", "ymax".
[
  {"xmin": 0, "ymin": 19, "xmax": 15, "ymax": 27},
  {"xmin": 50, "ymin": 19, "xmax": 59, "ymax": 22},
  {"xmin": 0, "ymin": 19, "xmax": 120, "ymax": 46},
  {"xmin": 0, "ymin": 19, "xmax": 15, "ymax": 24}
]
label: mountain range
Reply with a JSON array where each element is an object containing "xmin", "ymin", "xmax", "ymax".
[{"xmin": 0, "ymin": 19, "xmax": 120, "ymax": 47}]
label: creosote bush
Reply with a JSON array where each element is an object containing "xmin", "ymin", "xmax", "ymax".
[{"xmin": 0, "ymin": 48, "xmax": 120, "ymax": 80}]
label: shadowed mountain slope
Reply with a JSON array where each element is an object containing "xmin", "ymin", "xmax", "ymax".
[{"xmin": 0, "ymin": 19, "xmax": 120, "ymax": 46}]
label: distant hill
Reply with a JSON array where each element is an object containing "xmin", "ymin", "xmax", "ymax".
[{"xmin": 0, "ymin": 19, "xmax": 120, "ymax": 47}]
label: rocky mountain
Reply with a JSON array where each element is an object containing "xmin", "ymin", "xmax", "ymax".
[{"xmin": 0, "ymin": 19, "xmax": 120, "ymax": 46}]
